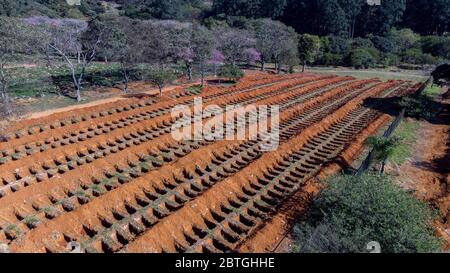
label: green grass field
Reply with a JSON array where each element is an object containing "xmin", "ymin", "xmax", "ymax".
[
  {"xmin": 390, "ymin": 120, "xmax": 421, "ymax": 166},
  {"xmin": 308, "ymin": 67, "xmax": 429, "ymax": 82}
]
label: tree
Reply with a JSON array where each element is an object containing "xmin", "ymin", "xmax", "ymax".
[
  {"xmin": 208, "ymin": 50, "xmax": 225, "ymax": 77},
  {"xmin": 282, "ymin": 0, "xmax": 347, "ymax": 36},
  {"xmin": 402, "ymin": 0, "xmax": 450, "ymax": 35},
  {"xmin": 212, "ymin": 0, "xmax": 287, "ymax": 19},
  {"xmin": 121, "ymin": 0, "xmax": 183, "ymax": 20},
  {"xmin": 349, "ymin": 48, "xmax": 377, "ymax": 69},
  {"xmin": 358, "ymin": 0, "xmax": 407, "ymax": 36},
  {"xmin": 93, "ymin": 16, "xmax": 142, "ymax": 93},
  {"xmin": 249, "ymin": 19, "xmax": 297, "ymax": 72},
  {"xmin": 293, "ymin": 174, "xmax": 442, "ymax": 253},
  {"xmin": 216, "ymin": 27, "xmax": 256, "ymax": 67},
  {"xmin": 428, "ymin": 0, "xmax": 450, "ymax": 35},
  {"xmin": 338, "ymin": 0, "xmax": 365, "ymax": 38},
  {"xmin": 144, "ymin": 20, "xmax": 183, "ymax": 68},
  {"xmin": 142, "ymin": 69, "xmax": 177, "ymax": 96},
  {"xmin": 366, "ymin": 136, "xmax": 401, "ymax": 174},
  {"xmin": 0, "ymin": 0, "xmax": 28, "ymax": 16},
  {"xmin": 0, "ymin": 17, "xmax": 36, "ymax": 116},
  {"xmin": 34, "ymin": 17, "xmax": 103, "ymax": 102},
  {"xmin": 0, "ymin": 17, "xmax": 18, "ymax": 116},
  {"xmin": 219, "ymin": 64, "xmax": 244, "ymax": 82},
  {"xmin": 298, "ymin": 34, "xmax": 321, "ymax": 72},
  {"xmin": 249, "ymin": 19, "xmax": 274, "ymax": 71},
  {"xmin": 278, "ymin": 36, "xmax": 299, "ymax": 73},
  {"xmin": 387, "ymin": 28, "xmax": 420, "ymax": 53},
  {"xmin": 191, "ymin": 24, "xmax": 216, "ymax": 86},
  {"xmin": 266, "ymin": 24, "xmax": 299, "ymax": 73},
  {"xmin": 167, "ymin": 22, "xmax": 215, "ymax": 84},
  {"xmin": 162, "ymin": 21, "xmax": 194, "ymax": 80}
]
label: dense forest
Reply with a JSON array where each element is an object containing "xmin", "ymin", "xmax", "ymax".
[
  {"xmin": 1, "ymin": 1, "xmax": 449, "ymax": 67},
  {"xmin": 0, "ymin": 0, "xmax": 449, "ymax": 113},
  {"xmin": 1, "ymin": 0, "xmax": 449, "ymax": 36}
]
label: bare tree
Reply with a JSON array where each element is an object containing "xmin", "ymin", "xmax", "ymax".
[
  {"xmin": 143, "ymin": 20, "xmax": 178, "ymax": 68},
  {"xmin": 95, "ymin": 16, "xmax": 143, "ymax": 93},
  {"xmin": 209, "ymin": 50, "xmax": 225, "ymax": 77},
  {"xmin": 249, "ymin": 19, "xmax": 278, "ymax": 71},
  {"xmin": 36, "ymin": 18, "xmax": 104, "ymax": 102},
  {"xmin": 191, "ymin": 24, "xmax": 215, "ymax": 86},
  {"xmin": 215, "ymin": 27, "xmax": 256, "ymax": 67},
  {"xmin": 166, "ymin": 21, "xmax": 195, "ymax": 81},
  {"xmin": 271, "ymin": 25, "xmax": 299, "ymax": 73},
  {"xmin": 164, "ymin": 22, "xmax": 216, "ymax": 85},
  {"xmin": 142, "ymin": 69, "xmax": 177, "ymax": 96}
]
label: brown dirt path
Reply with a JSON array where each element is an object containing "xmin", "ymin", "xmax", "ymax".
[
  {"xmin": 27, "ymin": 83, "xmax": 196, "ymax": 120},
  {"xmin": 394, "ymin": 87, "xmax": 450, "ymax": 248}
]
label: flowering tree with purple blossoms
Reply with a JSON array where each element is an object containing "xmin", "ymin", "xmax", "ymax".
[
  {"xmin": 216, "ymin": 27, "xmax": 256, "ymax": 67},
  {"xmin": 243, "ymin": 48, "xmax": 262, "ymax": 66},
  {"xmin": 209, "ymin": 49, "xmax": 225, "ymax": 77}
]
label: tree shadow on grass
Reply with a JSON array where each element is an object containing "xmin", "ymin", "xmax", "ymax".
[
  {"xmin": 206, "ymin": 79, "xmax": 236, "ymax": 85},
  {"xmin": 50, "ymin": 69, "xmax": 131, "ymax": 99},
  {"xmin": 362, "ymin": 96, "xmax": 403, "ymax": 117},
  {"xmin": 362, "ymin": 94, "xmax": 449, "ymax": 125}
]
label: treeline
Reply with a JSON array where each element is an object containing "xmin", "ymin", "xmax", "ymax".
[
  {"xmin": 1, "ymin": 1, "xmax": 449, "ymax": 70},
  {"xmin": 2, "ymin": 0, "xmax": 449, "ymax": 37},
  {"xmin": 0, "ymin": 15, "xmax": 300, "ymax": 105},
  {"xmin": 1, "ymin": 0, "xmax": 450, "ymax": 112},
  {"xmin": 1, "ymin": 13, "xmax": 449, "ymax": 105}
]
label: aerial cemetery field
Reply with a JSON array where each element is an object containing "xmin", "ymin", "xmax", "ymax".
[{"xmin": 0, "ymin": 71, "xmax": 423, "ymax": 253}]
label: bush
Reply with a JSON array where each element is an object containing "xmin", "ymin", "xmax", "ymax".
[
  {"xmin": 401, "ymin": 49, "xmax": 420, "ymax": 64},
  {"xmin": 381, "ymin": 53, "xmax": 400, "ymax": 67},
  {"xmin": 371, "ymin": 35, "xmax": 396, "ymax": 53},
  {"xmin": 420, "ymin": 36, "xmax": 450, "ymax": 60},
  {"xmin": 348, "ymin": 48, "xmax": 377, "ymax": 69},
  {"xmin": 388, "ymin": 28, "xmax": 421, "ymax": 53},
  {"xmin": 219, "ymin": 65, "xmax": 244, "ymax": 82},
  {"xmin": 141, "ymin": 69, "xmax": 177, "ymax": 95},
  {"xmin": 401, "ymin": 49, "xmax": 440, "ymax": 65},
  {"xmin": 317, "ymin": 53, "xmax": 343, "ymax": 66},
  {"xmin": 398, "ymin": 94, "xmax": 442, "ymax": 120},
  {"xmin": 351, "ymin": 37, "xmax": 374, "ymax": 49},
  {"xmin": 292, "ymin": 174, "xmax": 442, "ymax": 253},
  {"xmin": 323, "ymin": 35, "xmax": 351, "ymax": 55},
  {"xmin": 365, "ymin": 47, "xmax": 381, "ymax": 62}
]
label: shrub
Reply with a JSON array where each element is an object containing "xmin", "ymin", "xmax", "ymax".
[
  {"xmin": 420, "ymin": 36, "xmax": 450, "ymax": 60},
  {"xmin": 317, "ymin": 53, "xmax": 343, "ymax": 66},
  {"xmin": 292, "ymin": 174, "xmax": 442, "ymax": 253},
  {"xmin": 351, "ymin": 37, "xmax": 374, "ymax": 49},
  {"xmin": 401, "ymin": 49, "xmax": 440, "ymax": 65},
  {"xmin": 381, "ymin": 53, "xmax": 400, "ymax": 67},
  {"xmin": 327, "ymin": 35, "xmax": 351, "ymax": 55},
  {"xmin": 366, "ymin": 136, "xmax": 401, "ymax": 173},
  {"xmin": 348, "ymin": 48, "xmax": 377, "ymax": 69},
  {"xmin": 141, "ymin": 69, "xmax": 177, "ymax": 96},
  {"xmin": 365, "ymin": 47, "xmax": 381, "ymax": 63},
  {"xmin": 219, "ymin": 65, "xmax": 244, "ymax": 82},
  {"xmin": 388, "ymin": 28, "xmax": 421, "ymax": 53},
  {"xmin": 398, "ymin": 94, "xmax": 442, "ymax": 120},
  {"xmin": 371, "ymin": 35, "xmax": 396, "ymax": 53}
]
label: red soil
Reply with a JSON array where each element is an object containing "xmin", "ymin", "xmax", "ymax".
[{"xmin": 0, "ymin": 71, "xmax": 420, "ymax": 253}]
